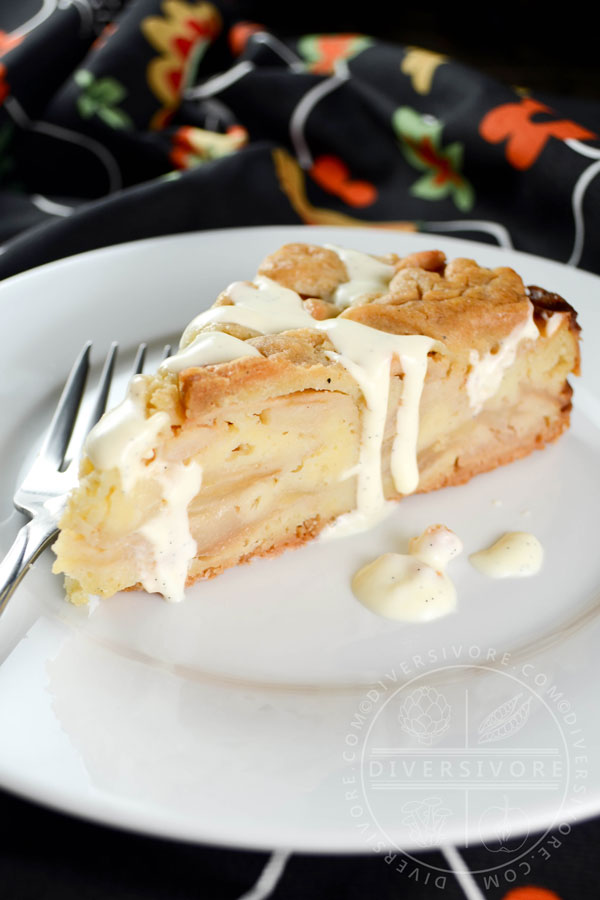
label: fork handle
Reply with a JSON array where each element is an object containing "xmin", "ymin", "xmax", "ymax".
[{"xmin": 0, "ymin": 514, "xmax": 58, "ymax": 617}]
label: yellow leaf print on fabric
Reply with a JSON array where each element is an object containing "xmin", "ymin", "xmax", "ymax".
[
  {"xmin": 142, "ymin": 0, "xmax": 222, "ymax": 130},
  {"xmin": 170, "ymin": 125, "xmax": 248, "ymax": 168},
  {"xmin": 401, "ymin": 47, "xmax": 447, "ymax": 95}
]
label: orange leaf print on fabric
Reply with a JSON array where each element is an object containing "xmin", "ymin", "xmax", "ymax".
[
  {"xmin": 142, "ymin": 0, "xmax": 222, "ymax": 130},
  {"xmin": 170, "ymin": 124, "xmax": 247, "ymax": 168},
  {"xmin": 310, "ymin": 155, "xmax": 377, "ymax": 207},
  {"xmin": 480, "ymin": 97, "xmax": 596, "ymax": 170},
  {"xmin": 502, "ymin": 888, "xmax": 563, "ymax": 900},
  {"xmin": 298, "ymin": 34, "xmax": 373, "ymax": 75},
  {"xmin": 228, "ymin": 21, "xmax": 264, "ymax": 56},
  {"xmin": 0, "ymin": 63, "xmax": 9, "ymax": 105},
  {"xmin": 272, "ymin": 148, "xmax": 415, "ymax": 230}
]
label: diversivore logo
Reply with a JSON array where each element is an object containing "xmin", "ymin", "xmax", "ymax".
[{"xmin": 342, "ymin": 645, "xmax": 588, "ymax": 888}]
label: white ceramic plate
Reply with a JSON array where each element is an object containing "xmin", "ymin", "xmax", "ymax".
[{"xmin": 0, "ymin": 226, "xmax": 599, "ymax": 861}]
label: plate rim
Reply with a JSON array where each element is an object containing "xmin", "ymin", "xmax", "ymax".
[{"xmin": 0, "ymin": 223, "xmax": 598, "ymax": 853}]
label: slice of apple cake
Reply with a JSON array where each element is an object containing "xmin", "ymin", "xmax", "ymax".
[{"xmin": 52, "ymin": 243, "xmax": 580, "ymax": 604}]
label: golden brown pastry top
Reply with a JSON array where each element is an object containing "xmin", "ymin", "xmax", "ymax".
[
  {"xmin": 235, "ymin": 243, "xmax": 543, "ymax": 350},
  {"xmin": 175, "ymin": 243, "xmax": 579, "ymax": 419}
]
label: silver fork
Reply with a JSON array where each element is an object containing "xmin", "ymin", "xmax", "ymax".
[{"xmin": 0, "ymin": 341, "xmax": 149, "ymax": 617}]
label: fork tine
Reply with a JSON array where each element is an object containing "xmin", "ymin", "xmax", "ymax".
[
  {"xmin": 64, "ymin": 341, "xmax": 152, "ymax": 470},
  {"xmin": 37, "ymin": 341, "xmax": 91, "ymax": 470},
  {"xmin": 133, "ymin": 342, "xmax": 147, "ymax": 374},
  {"xmin": 3, "ymin": 340, "xmax": 160, "ymax": 611},
  {"xmin": 84, "ymin": 341, "xmax": 118, "ymax": 432}
]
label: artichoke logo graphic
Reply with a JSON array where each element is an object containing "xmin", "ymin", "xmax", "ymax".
[{"xmin": 397, "ymin": 686, "xmax": 451, "ymax": 745}]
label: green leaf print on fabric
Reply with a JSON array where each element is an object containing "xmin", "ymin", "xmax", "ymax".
[
  {"xmin": 392, "ymin": 106, "xmax": 475, "ymax": 212},
  {"xmin": 74, "ymin": 70, "xmax": 133, "ymax": 130}
]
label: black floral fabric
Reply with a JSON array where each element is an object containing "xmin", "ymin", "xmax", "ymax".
[
  {"xmin": 0, "ymin": 0, "xmax": 598, "ymax": 281},
  {"xmin": 0, "ymin": 4, "xmax": 599, "ymax": 900}
]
